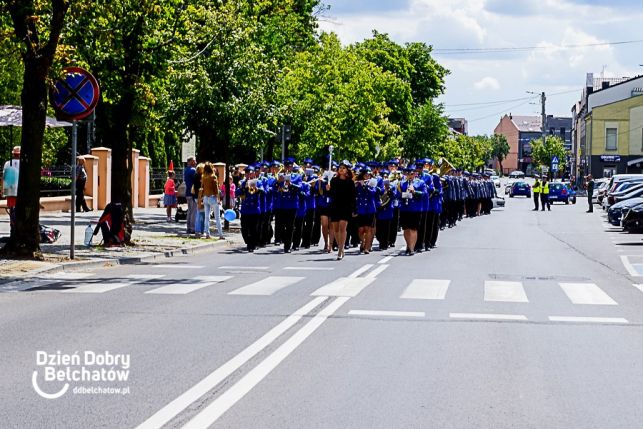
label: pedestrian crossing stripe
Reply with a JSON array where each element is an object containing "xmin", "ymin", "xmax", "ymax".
[
  {"xmin": 228, "ymin": 276, "xmax": 305, "ymax": 296},
  {"xmin": 484, "ymin": 281, "xmax": 528, "ymax": 303},
  {"xmin": 401, "ymin": 279, "xmax": 450, "ymax": 300},
  {"xmin": 146, "ymin": 277, "xmax": 231, "ymax": 295}
]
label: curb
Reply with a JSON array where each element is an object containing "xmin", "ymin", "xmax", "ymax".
[{"xmin": 14, "ymin": 238, "xmax": 232, "ymax": 277}]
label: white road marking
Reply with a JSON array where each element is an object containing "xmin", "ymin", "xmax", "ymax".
[
  {"xmin": 219, "ymin": 266, "xmax": 269, "ymax": 270},
  {"xmin": 559, "ymin": 283, "xmax": 618, "ymax": 305},
  {"xmin": 181, "ymin": 297, "xmax": 350, "ymax": 429},
  {"xmin": 633, "ymin": 284, "xmax": 643, "ymax": 294},
  {"xmin": 365, "ymin": 264, "xmax": 389, "ymax": 278},
  {"xmin": 549, "ymin": 316, "xmax": 628, "ymax": 324},
  {"xmin": 135, "ymin": 296, "xmax": 328, "ymax": 429},
  {"xmin": 349, "ymin": 310, "xmax": 425, "ymax": 318},
  {"xmin": 450, "ymin": 313, "xmax": 528, "ymax": 321},
  {"xmin": 484, "ymin": 281, "xmax": 529, "ymax": 303},
  {"xmin": 46, "ymin": 272, "xmax": 93, "ymax": 280},
  {"xmin": 152, "ymin": 265, "xmax": 204, "ymax": 269},
  {"xmin": 311, "ymin": 277, "xmax": 376, "ymax": 297},
  {"xmin": 62, "ymin": 282, "xmax": 131, "ymax": 294},
  {"xmin": 127, "ymin": 274, "xmax": 166, "ymax": 280},
  {"xmin": 145, "ymin": 277, "xmax": 231, "ymax": 295},
  {"xmin": 620, "ymin": 256, "xmax": 642, "ymax": 276},
  {"xmin": 283, "ymin": 267, "xmax": 334, "ymax": 271},
  {"xmin": 401, "ymin": 279, "xmax": 450, "ymax": 300},
  {"xmin": 348, "ymin": 264, "xmax": 374, "ymax": 278},
  {"xmin": 228, "ymin": 276, "xmax": 304, "ymax": 296},
  {"xmin": 378, "ymin": 256, "xmax": 393, "ymax": 264}
]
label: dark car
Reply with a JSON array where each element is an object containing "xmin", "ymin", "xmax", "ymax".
[
  {"xmin": 509, "ymin": 181, "xmax": 531, "ymax": 198},
  {"xmin": 608, "ymin": 197, "xmax": 643, "ymax": 226},
  {"xmin": 548, "ymin": 182, "xmax": 576, "ymax": 204},
  {"xmin": 621, "ymin": 202, "xmax": 643, "ymax": 232}
]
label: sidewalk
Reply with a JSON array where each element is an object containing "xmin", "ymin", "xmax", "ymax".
[{"xmin": 0, "ymin": 207, "xmax": 241, "ymax": 279}]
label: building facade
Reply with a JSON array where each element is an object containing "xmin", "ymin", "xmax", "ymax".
[{"xmin": 586, "ymin": 94, "xmax": 643, "ymax": 178}]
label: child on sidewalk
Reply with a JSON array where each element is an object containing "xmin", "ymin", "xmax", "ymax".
[{"xmin": 163, "ymin": 171, "xmax": 178, "ymax": 222}]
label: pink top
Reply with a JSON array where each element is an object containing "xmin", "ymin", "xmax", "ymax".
[
  {"xmin": 220, "ymin": 183, "xmax": 236, "ymax": 199},
  {"xmin": 164, "ymin": 178, "xmax": 176, "ymax": 195}
]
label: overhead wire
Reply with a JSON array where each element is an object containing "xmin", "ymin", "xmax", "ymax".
[{"xmin": 433, "ymin": 39, "xmax": 643, "ymax": 55}]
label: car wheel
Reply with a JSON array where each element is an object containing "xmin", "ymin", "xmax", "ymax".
[
  {"xmin": 565, "ymin": 199, "xmax": 569, "ymax": 205},
  {"xmin": 527, "ymin": 193, "xmax": 531, "ymax": 198},
  {"xmin": 510, "ymin": 194, "xmax": 514, "ymax": 198}
]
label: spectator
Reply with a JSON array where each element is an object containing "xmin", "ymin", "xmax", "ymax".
[
  {"xmin": 586, "ymin": 174, "xmax": 594, "ymax": 213},
  {"xmin": 2, "ymin": 146, "xmax": 20, "ymax": 234},
  {"xmin": 184, "ymin": 156, "xmax": 197, "ymax": 233},
  {"xmin": 163, "ymin": 171, "xmax": 177, "ymax": 222},
  {"xmin": 75, "ymin": 157, "xmax": 91, "ymax": 212}
]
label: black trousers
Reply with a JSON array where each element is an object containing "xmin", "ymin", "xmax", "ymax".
[
  {"xmin": 415, "ymin": 211, "xmax": 427, "ymax": 250},
  {"xmin": 389, "ymin": 208, "xmax": 400, "ymax": 246},
  {"xmin": 311, "ymin": 208, "xmax": 321, "ymax": 245},
  {"xmin": 259, "ymin": 211, "xmax": 273, "ymax": 246},
  {"xmin": 274, "ymin": 209, "xmax": 283, "ymax": 243},
  {"xmin": 375, "ymin": 217, "xmax": 391, "ymax": 249},
  {"xmin": 348, "ymin": 217, "xmax": 360, "ymax": 246},
  {"xmin": 423, "ymin": 211, "xmax": 434, "ymax": 249},
  {"xmin": 76, "ymin": 178, "xmax": 90, "ymax": 212},
  {"xmin": 540, "ymin": 194, "xmax": 550, "ymax": 210},
  {"xmin": 301, "ymin": 209, "xmax": 315, "ymax": 248},
  {"xmin": 241, "ymin": 214, "xmax": 260, "ymax": 250},
  {"xmin": 587, "ymin": 195, "xmax": 593, "ymax": 212},
  {"xmin": 292, "ymin": 215, "xmax": 305, "ymax": 249},
  {"xmin": 277, "ymin": 209, "xmax": 296, "ymax": 250},
  {"xmin": 428, "ymin": 211, "xmax": 440, "ymax": 247},
  {"xmin": 533, "ymin": 193, "xmax": 540, "ymax": 210}
]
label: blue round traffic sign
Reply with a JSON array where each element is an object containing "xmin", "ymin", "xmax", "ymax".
[{"xmin": 51, "ymin": 67, "xmax": 100, "ymax": 120}]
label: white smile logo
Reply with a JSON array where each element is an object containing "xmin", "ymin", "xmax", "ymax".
[{"xmin": 32, "ymin": 371, "xmax": 69, "ymax": 399}]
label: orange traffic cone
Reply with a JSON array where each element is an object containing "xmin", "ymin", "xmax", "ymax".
[{"xmin": 168, "ymin": 160, "xmax": 174, "ymax": 172}]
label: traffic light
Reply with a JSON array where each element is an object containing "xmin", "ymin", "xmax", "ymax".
[{"xmin": 283, "ymin": 124, "xmax": 292, "ymax": 142}]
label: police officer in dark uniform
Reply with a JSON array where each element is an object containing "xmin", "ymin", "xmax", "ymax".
[{"xmin": 239, "ymin": 166, "xmax": 262, "ymax": 252}]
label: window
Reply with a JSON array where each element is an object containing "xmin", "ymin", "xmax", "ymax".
[
  {"xmin": 641, "ymin": 129, "xmax": 643, "ymax": 152},
  {"xmin": 560, "ymin": 127, "xmax": 565, "ymax": 137},
  {"xmin": 605, "ymin": 128, "xmax": 617, "ymax": 150}
]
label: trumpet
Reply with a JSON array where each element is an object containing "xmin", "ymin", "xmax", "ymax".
[
  {"xmin": 437, "ymin": 158, "xmax": 454, "ymax": 176},
  {"xmin": 247, "ymin": 179, "xmax": 259, "ymax": 194}
]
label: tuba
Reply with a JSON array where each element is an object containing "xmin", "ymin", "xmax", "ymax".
[{"xmin": 437, "ymin": 158, "xmax": 454, "ymax": 176}]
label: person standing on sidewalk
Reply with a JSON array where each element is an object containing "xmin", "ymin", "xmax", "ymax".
[
  {"xmin": 2, "ymin": 146, "xmax": 20, "ymax": 235},
  {"xmin": 75, "ymin": 157, "xmax": 91, "ymax": 212},
  {"xmin": 532, "ymin": 176, "xmax": 541, "ymax": 211},
  {"xmin": 163, "ymin": 171, "xmax": 178, "ymax": 222},
  {"xmin": 184, "ymin": 156, "xmax": 197, "ymax": 234},
  {"xmin": 201, "ymin": 162, "xmax": 224, "ymax": 239},
  {"xmin": 540, "ymin": 178, "xmax": 551, "ymax": 211},
  {"xmin": 586, "ymin": 174, "xmax": 594, "ymax": 213}
]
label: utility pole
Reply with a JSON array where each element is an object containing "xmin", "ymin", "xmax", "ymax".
[{"xmin": 541, "ymin": 91, "xmax": 548, "ymax": 179}]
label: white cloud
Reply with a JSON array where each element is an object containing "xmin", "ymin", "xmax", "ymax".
[
  {"xmin": 474, "ymin": 77, "xmax": 501, "ymax": 90},
  {"xmin": 319, "ymin": 0, "xmax": 643, "ymax": 134}
]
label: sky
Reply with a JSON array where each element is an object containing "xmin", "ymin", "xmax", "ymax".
[{"xmin": 318, "ymin": 0, "xmax": 643, "ymax": 135}]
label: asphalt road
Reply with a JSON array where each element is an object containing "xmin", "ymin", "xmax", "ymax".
[{"xmin": 2, "ymin": 193, "xmax": 643, "ymax": 429}]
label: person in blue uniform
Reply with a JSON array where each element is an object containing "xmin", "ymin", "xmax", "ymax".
[
  {"xmin": 399, "ymin": 166, "xmax": 427, "ymax": 255},
  {"xmin": 386, "ymin": 159, "xmax": 401, "ymax": 247},
  {"xmin": 270, "ymin": 160, "xmax": 283, "ymax": 245},
  {"xmin": 239, "ymin": 166, "xmax": 262, "ymax": 252},
  {"xmin": 291, "ymin": 166, "xmax": 310, "ymax": 251},
  {"xmin": 310, "ymin": 165, "xmax": 323, "ymax": 247},
  {"xmin": 301, "ymin": 168, "xmax": 317, "ymax": 249},
  {"xmin": 275, "ymin": 165, "xmax": 299, "ymax": 253},
  {"xmin": 355, "ymin": 168, "xmax": 380, "ymax": 254},
  {"xmin": 375, "ymin": 171, "xmax": 397, "ymax": 250},
  {"xmin": 427, "ymin": 168, "xmax": 443, "ymax": 248}
]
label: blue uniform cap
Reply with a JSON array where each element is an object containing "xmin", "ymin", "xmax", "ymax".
[
  {"xmin": 245, "ymin": 166, "xmax": 255, "ymax": 173},
  {"xmin": 303, "ymin": 158, "xmax": 313, "ymax": 164},
  {"xmin": 271, "ymin": 160, "xmax": 282, "ymax": 167}
]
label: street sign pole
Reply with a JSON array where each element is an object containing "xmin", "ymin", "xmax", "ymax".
[
  {"xmin": 70, "ymin": 120, "xmax": 77, "ymax": 259},
  {"xmin": 328, "ymin": 145, "xmax": 334, "ymax": 171}
]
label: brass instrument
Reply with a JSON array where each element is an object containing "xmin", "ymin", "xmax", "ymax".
[
  {"xmin": 247, "ymin": 179, "xmax": 258, "ymax": 194},
  {"xmin": 437, "ymin": 158, "xmax": 454, "ymax": 176}
]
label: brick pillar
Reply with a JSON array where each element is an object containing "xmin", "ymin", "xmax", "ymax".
[
  {"xmin": 130, "ymin": 149, "xmax": 140, "ymax": 208},
  {"xmin": 90, "ymin": 147, "xmax": 112, "ymax": 210},
  {"xmin": 138, "ymin": 156, "xmax": 150, "ymax": 208},
  {"xmin": 81, "ymin": 154, "xmax": 99, "ymax": 210}
]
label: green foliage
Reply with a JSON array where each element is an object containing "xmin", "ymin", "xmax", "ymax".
[
  {"xmin": 403, "ymin": 101, "xmax": 449, "ymax": 159},
  {"xmin": 277, "ymin": 32, "xmax": 404, "ymax": 161},
  {"xmin": 531, "ymin": 135, "xmax": 567, "ymax": 170},
  {"xmin": 39, "ymin": 176, "xmax": 72, "ymax": 196}
]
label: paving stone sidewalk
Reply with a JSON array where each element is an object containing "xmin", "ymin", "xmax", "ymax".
[{"xmin": 0, "ymin": 207, "xmax": 241, "ymax": 279}]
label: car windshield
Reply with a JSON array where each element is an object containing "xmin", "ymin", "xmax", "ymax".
[{"xmin": 513, "ymin": 182, "xmax": 527, "ymax": 187}]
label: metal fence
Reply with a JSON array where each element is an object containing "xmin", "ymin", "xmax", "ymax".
[{"xmin": 150, "ymin": 167, "xmax": 184, "ymax": 195}]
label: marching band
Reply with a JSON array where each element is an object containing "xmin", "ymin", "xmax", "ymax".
[{"xmin": 236, "ymin": 157, "xmax": 498, "ymax": 259}]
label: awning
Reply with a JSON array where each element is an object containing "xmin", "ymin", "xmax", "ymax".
[
  {"xmin": 627, "ymin": 157, "xmax": 643, "ymax": 166},
  {"xmin": 0, "ymin": 105, "xmax": 72, "ymax": 128}
]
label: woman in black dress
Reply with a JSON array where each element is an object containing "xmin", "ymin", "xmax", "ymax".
[{"xmin": 327, "ymin": 161, "xmax": 355, "ymax": 260}]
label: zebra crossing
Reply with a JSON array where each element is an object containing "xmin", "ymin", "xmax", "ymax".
[{"xmin": 15, "ymin": 272, "xmax": 641, "ymax": 309}]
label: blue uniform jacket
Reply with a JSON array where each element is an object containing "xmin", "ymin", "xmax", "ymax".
[
  {"xmin": 239, "ymin": 180, "xmax": 261, "ymax": 215},
  {"xmin": 355, "ymin": 182, "xmax": 379, "ymax": 215},
  {"xmin": 400, "ymin": 178, "xmax": 426, "ymax": 212}
]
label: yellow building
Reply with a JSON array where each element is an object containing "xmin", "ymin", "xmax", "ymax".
[{"xmin": 586, "ymin": 94, "xmax": 643, "ymax": 177}]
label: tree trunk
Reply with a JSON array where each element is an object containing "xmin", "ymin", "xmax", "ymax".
[
  {"xmin": 498, "ymin": 159, "xmax": 504, "ymax": 175},
  {"xmin": 0, "ymin": 58, "xmax": 48, "ymax": 259}
]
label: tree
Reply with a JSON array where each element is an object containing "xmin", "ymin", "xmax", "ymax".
[
  {"xmin": 277, "ymin": 32, "xmax": 404, "ymax": 161},
  {"xmin": 490, "ymin": 134, "xmax": 510, "ymax": 174},
  {"xmin": 66, "ymin": 0, "xmax": 188, "ymax": 241},
  {"xmin": 530, "ymin": 135, "xmax": 567, "ymax": 177},
  {"xmin": 402, "ymin": 101, "xmax": 449, "ymax": 160},
  {"xmin": 1, "ymin": 0, "xmax": 70, "ymax": 259}
]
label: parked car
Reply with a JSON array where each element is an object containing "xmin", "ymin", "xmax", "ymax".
[
  {"xmin": 605, "ymin": 182, "xmax": 643, "ymax": 209},
  {"xmin": 594, "ymin": 180, "xmax": 610, "ymax": 205},
  {"xmin": 607, "ymin": 197, "xmax": 643, "ymax": 226},
  {"xmin": 493, "ymin": 196, "xmax": 505, "ymax": 208},
  {"xmin": 508, "ymin": 170, "xmax": 525, "ymax": 179},
  {"xmin": 548, "ymin": 182, "xmax": 576, "ymax": 204},
  {"xmin": 621, "ymin": 202, "xmax": 643, "ymax": 232},
  {"xmin": 491, "ymin": 175, "xmax": 501, "ymax": 188},
  {"xmin": 509, "ymin": 181, "xmax": 531, "ymax": 198}
]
